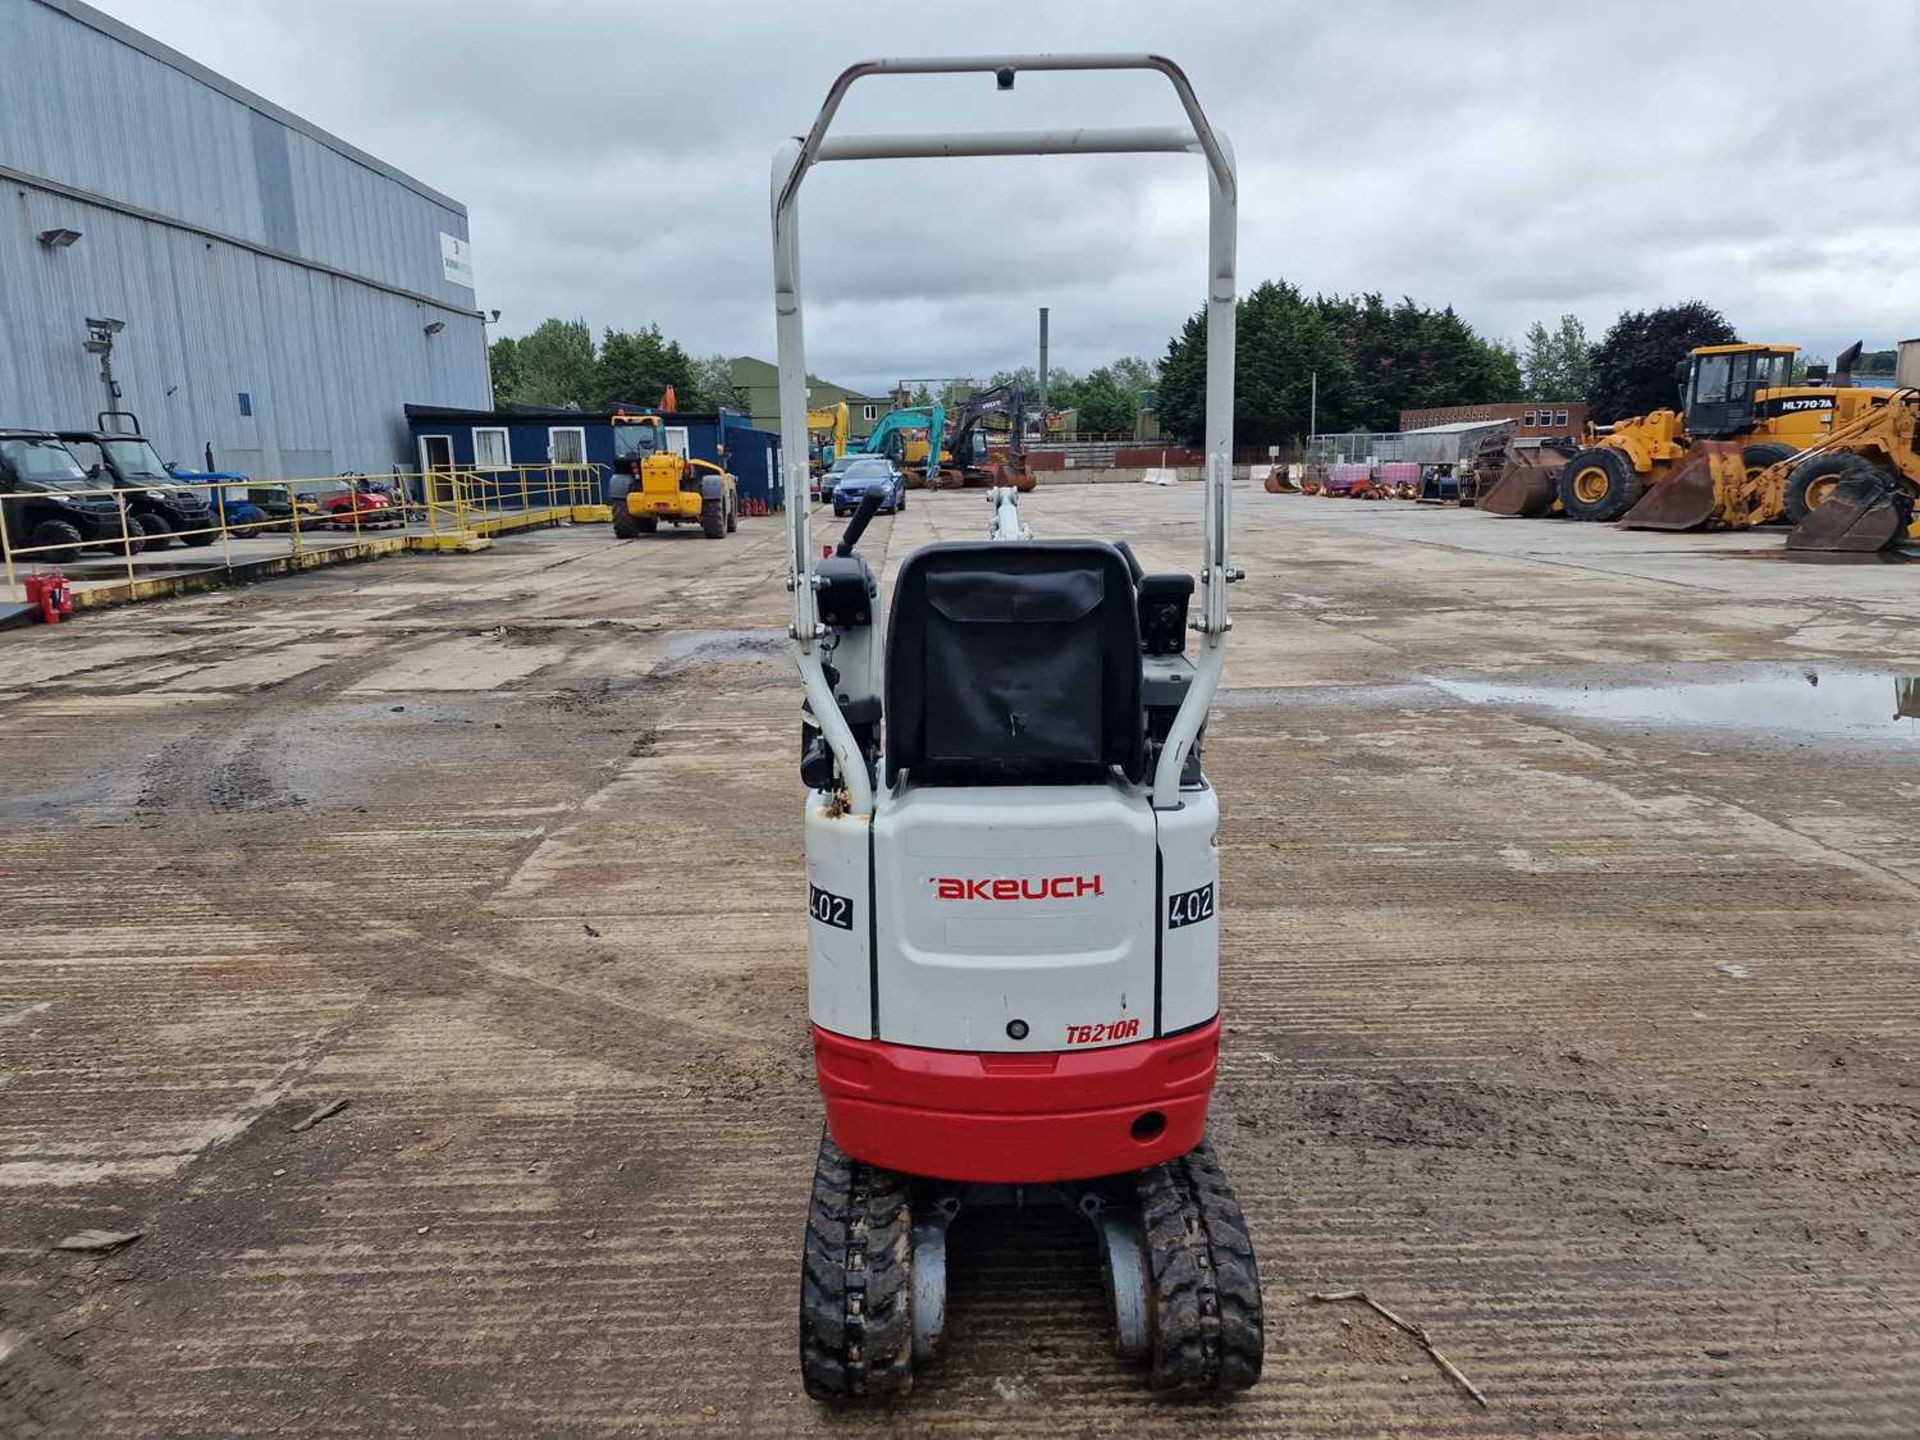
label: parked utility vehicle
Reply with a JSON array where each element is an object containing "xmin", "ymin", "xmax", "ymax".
[
  {"xmin": 60, "ymin": 418, "xmax": 214, "ymax": 548},
  {"xmin": 0, "ymin": 430, "xmax": 133, "ymax": 557}
]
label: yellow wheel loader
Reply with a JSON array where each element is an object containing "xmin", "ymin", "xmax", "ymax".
[
  {"xmin": 608, "ymin": 412, "xmax": 738, "ymax": 540},
  {"xmin": 1723, "ymin": 348, "xmax": 1920, "ymax": 553},
  {"xmin": 1597, "ymin": 342, "xmax": 1881, "ymax": 527},
  {"xmin": 1482, "ymin": 342, "xmax": 1878, "ymax": 522},
  {"xmin": 1619, "ymin": 339, "xmax": 1920, "ymax": 551}
]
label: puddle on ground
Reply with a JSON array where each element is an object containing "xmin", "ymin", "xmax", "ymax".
[
  {"xmin": 658, "ymin": 629, "xmax": 787, "ymax": 667},
  {"xmin": 1429, "ymin": 669, "xmax": 1920, "ymax": 741}
]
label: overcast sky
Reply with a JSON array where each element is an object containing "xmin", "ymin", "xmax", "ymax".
[{"xmin": 104, "ymin": 0, "xmax": 1920, "ymax": 392}]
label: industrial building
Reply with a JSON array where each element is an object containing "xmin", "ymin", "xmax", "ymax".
[
  {"xmin": 2, "ymin": 0, "xmax": 490, "ymax": 478},
  {"xmin": 727, "ymin": 356, "xmax": 884, "ymax": 442},
  {"xmin": 1399, "ymin": 400, "xmax": 1589, "ymax": 439}
]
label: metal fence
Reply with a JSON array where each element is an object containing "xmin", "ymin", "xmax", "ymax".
[
  {"xmin": 1305, "ymin": 433, "xmax": 1409, "ymax": 468},
  {"xmin": 2, "ymin": 464, "xmax": 607, "ymax": 605}
]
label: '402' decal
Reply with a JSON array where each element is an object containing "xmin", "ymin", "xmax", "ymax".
[
  {"xmin": 808, "ymin": 884, "xmax": 853, "ymax": 931},
  {"xmin": 1168, "ymin": 882, "xmax": 1214, "ymax": 930}
]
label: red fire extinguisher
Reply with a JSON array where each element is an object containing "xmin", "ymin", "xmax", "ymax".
[{"xmin": 24, "ymin": 570, "xmax": 73, "ymax": 624}]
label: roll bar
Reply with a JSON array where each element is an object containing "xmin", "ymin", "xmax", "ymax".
[{"xmin": 774, "ymin": 55, "xmax": 1237, "ymax": 814}]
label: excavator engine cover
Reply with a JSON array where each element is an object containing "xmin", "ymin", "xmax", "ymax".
[
  {"xmin": 1785, "ymin": 473, "xmax": 1915, "ymax": 554},
  {"xmin": 1620, "ymin": 441, "xmax": 1745, "ymax": 531}
]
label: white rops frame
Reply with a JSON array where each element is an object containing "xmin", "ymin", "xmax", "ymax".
[{"xmin": 773, "ymin": 55, "xmax": 1238, "ymax": 817}]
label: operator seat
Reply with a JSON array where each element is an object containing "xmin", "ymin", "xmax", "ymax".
[{"xmin": 884, "ymin": 541, "xmax": 1144, "ymax": 787}]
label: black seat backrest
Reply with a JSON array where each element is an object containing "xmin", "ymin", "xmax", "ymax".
[{"xmin": 886, "ymin": 541, "xmax": 1143, "ymax": 786}]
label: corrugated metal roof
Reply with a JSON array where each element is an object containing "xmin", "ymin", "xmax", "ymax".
[
  {"xmin": 3, "ymin": 0, "xmax": 490, "ymax": 476},
  {"xmin": 28, "ymin": 0, "xmax": 465, "ymax": 215},
  {"xmin": 8, "ymin": 0, "xmax": 474, "ymax": 304}
]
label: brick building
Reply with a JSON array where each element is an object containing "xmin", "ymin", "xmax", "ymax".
[{"xmin": 1399, "ymin": 401, "xmax": 1588, "ymax": 439}]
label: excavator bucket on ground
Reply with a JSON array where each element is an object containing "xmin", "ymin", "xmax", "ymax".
[
  {"xmin": 1785, "ymin": 473, "xmax": 1916, "ymax": 554},
  {"xmin": 989, "ymin": 457, "xmax": 1037, "ymax": 492},
  {"xmin": 1477, "ymin": 454, "xmax": 1560, "ymax": 517},
  {"xmin": 1620, "ymin": 441, "xmax": 1745, "ymax": 531},
  {"xmin": 1263, "ymin": 468, "xmax": 1299, "ymax": 494}
]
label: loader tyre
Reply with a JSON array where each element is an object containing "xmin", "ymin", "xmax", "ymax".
[
  {"xmin": 725, "ymin": 497, "xmax": 738, "ymax": 533},
  {"xmin": 612, "ymin": 507, "xmax": 639, "ymax": 539},
  {"xmin": 799, "ymin": 1132, "xmax": 913, "ymax": 1401},
  {"xmin": 1138, "ymin": 1141, "xmax": 1264, "ymax": 1394},
  {"xmin": 1784, "ymin": 453, "xmax": 1883, "ymax": 524},
  {"xmin": 1557, "ymin": 448, "xmax": 1641, "ymax": 522},
  {"xmin": 1741, "ymin": 442, "xmax": 1795, "ymax": 484},
  {"xmin": 700, "ymin": 497, "xmax": 726, "ymax": 539}
]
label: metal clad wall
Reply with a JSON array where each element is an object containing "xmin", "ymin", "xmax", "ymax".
[{"xmin": 1, "ymin": 0, "xmax": 489, "ymax": 475}]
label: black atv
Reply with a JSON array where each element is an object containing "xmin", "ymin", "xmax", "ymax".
[
  {"xmin": 0, "ymin": 430, "xmax": 136, "ymax": 558},
  {"xmin": 60, "ymin": 416, "xmax": 215, "ymax": 550}
]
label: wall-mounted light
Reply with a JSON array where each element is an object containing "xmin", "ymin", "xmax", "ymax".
[
  {"xmin": 38, "ymin": 227, "xmax": 83, "ymax": 248},
  {"xmin": 487, "ymin": 309, "xmax": 501, "ymax": 323},
  {"xmin": 424, "ymin": 321, "xmax": 446, "ymax": 336}
]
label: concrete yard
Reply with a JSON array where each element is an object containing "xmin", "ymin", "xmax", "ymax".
[{"xmin": 2, "ymin": 484, "xmax": 1916, "ymax": 1437}]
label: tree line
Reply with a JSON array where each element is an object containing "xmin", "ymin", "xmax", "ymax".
[
  {"xmin": 494, "ymin": 293, "xmax": 1776, "ymax": 444},
  {"xmin": 488, "ymin": 319, "xmax": 743, "ymax": 412},
  {"xmin": 1156, "ymin": 286, "xmax": 1763, "ymax": 445}
]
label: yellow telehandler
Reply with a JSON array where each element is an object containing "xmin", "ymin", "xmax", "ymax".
[{"xmin": 609, "ymin": 411, "xmax": 738, "ymax": 540}]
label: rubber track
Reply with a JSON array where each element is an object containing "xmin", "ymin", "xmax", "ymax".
[
  {"xmin": 798, "ymin": 1131, "xmax": 913, "ymax": 1400},
  {"xmin": 1136, "ymin": 1141, "xmax": 1265, "ymax": 1392}
]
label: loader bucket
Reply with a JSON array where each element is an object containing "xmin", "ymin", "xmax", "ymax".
[
  {"xmin": 1477, "ymin": 460, "xmax": 1558, "ymax": 517},
  {"xmin": 1263, "ymin": 469, "xmax": 1299, "ymax": 494},
  {"xmin": 1785, "ymin": 474, "xmax": 1915, "ymax": 553},
  {"xmin": 1620, "ymin": 441, "xmax": 1744, "ymax": 531}
]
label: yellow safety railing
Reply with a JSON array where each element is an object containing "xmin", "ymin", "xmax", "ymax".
[{"xmin": 0, "ymin": 463, "xmax": 609, "ymax": 604}]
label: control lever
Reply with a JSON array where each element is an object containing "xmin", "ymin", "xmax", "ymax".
[{"xmin": 836, "ymin": 487, "xmax": 886, "ymax": 557}]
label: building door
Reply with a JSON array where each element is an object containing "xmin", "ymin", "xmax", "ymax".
[
  {"xmin": 549, "ymin": 426, "xmax": 587, "ymax": 505},
  {"xmin": 419, "ymin": 434, "xmax": 454, "ymax": 502}
]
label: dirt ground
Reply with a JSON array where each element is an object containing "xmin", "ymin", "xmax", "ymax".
[{"xmin": 2, "ymin": 484, "xmax": 1916, "ymax": 1438}]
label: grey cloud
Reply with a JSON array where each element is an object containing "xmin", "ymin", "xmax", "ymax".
[{"xmin": 103, "ymin": 0, "xmax": 1920, "ymax": 387}]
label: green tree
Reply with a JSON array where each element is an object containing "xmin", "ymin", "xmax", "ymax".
[
  {"xmin": 1073, "ymin": 367, "xmax": 1136, "ymax": 433},
  {"xmin": 688, "ymin": 354, "xmax": 747, "ymax": 411},
  {"xmin": 595, "ymin": 324, "xmax": 697, "ymax": 410},
  {"xmin": 1162, "ymin": 279, "xmax": 1519, "ymax": 445},
  {"xmin": 510, "ymin": 318, "xmax": 597, "ymax": 408},
  {"xmin": 1588, "ymin": 302, "xmax": 1738, "ymax": 422},
  {"xmin": 1521, "ymin": 314, "xmax": 1593, "ymax": 401},
  {"xmin": 487, "ymin": 335, "xmax": 525, "ymax": 403}
]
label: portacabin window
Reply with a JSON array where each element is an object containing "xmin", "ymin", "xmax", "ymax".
[
  {"xmin": 862, "ymin": 403, "xmax": 878, "ymax": 422},
  {"xmin": 473, "ymin": 427, "xmax": 510, "ymax": 470}
]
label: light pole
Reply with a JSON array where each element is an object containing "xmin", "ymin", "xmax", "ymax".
[
  {"xmin": 1038, "ymin": 306, "xmax": 1050, "ymax": 420},
  {"xmin": 83, "ymin": 317, "xmax": 126, "ymax": 421},
  {"xmin": 479, "ymin": 308, "xmax": 502, "ymax": 408}
]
